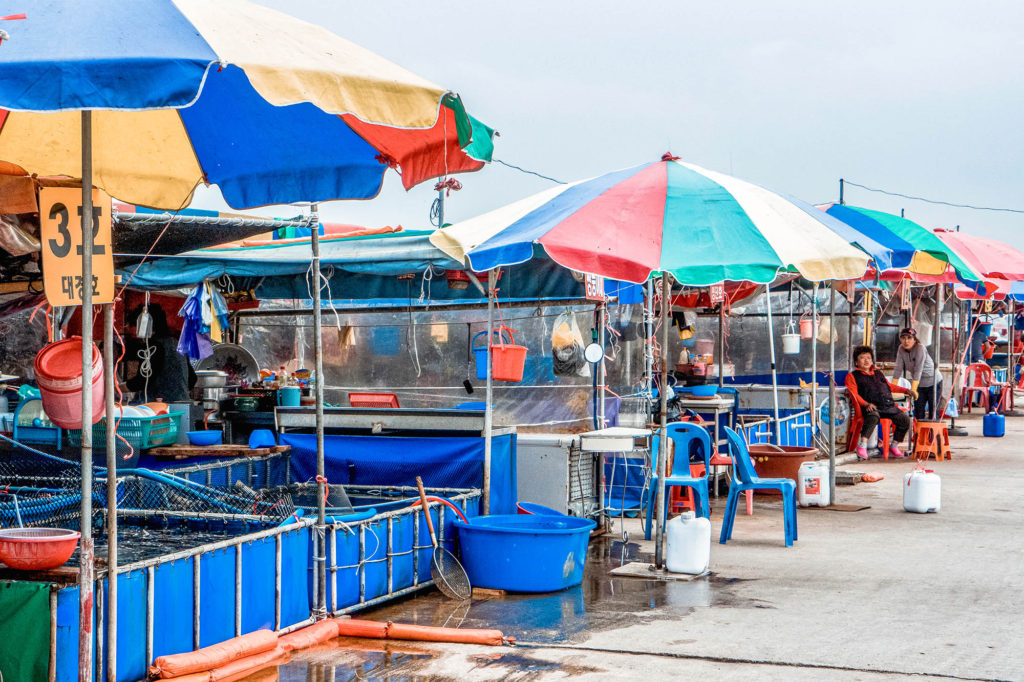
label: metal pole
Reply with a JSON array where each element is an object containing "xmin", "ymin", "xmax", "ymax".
[
  {"xmin": 598, "ymin": 300, "xmax": 606, "ymax": 428},
  {"xmin": 654, "ymin": 274, "xmax": 670, "ymax": 569},
  {"xmin": 810, "ymin": 283, "xmax": 818, "ymax": 436},
  {"xmin": 483, "ymin": 269, "xmax": 495, "ymax": 515},
  {"xmin": 103, "ymin": 303, "xmax": 117, "ymax": 682},
  {"xmin": 931, "ymin": 285, "xmax": 942, "ymax": 420},
  {"xmin": 839, "ymin": 178, "xmax": 845, "ymax": 205},
  {"xmin": 310, "ymin": 204, "xmax": 326, "ymax": 619},
  {"xmin": 645, "ymin": 280, "xmax": 655, "ymax": 419},
  {"xmin": 766, "ymin": 286, "xmax": 781, "ymax": 444},
  {"xmin": 828, "ymin": 285, "xmax": 837, "ymax": 502},
  {"xmin": 78, "ymin": 110, "xmax": 95, "ymax": 682},
  {"xmin": 1007, "ymin": 300, "xmax": 1018, "ymax": 416},
  {"xmin": 718, "ymin": 302, "xmax": 725, "ymax": 388},
  {"xmin": 848, "ymin": 290, "xmax": 855, "ymax": 371}
]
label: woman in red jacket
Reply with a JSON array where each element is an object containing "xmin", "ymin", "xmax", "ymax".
[{"xmin": 845, "ymin": 345, "xmax": 911, "ymax": 460}]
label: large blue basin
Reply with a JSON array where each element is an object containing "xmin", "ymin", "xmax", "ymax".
[{"xmin": 454, "ymin": 514, "xmax": 596, "ymax": 592}]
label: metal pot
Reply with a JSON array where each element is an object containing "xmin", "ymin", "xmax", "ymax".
[{"xmin": 195, "ymin": 370, "xmax": 228, "ymax": 389}]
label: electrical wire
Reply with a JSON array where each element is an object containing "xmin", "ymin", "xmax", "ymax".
[
  {"xmin": 493, "ymin": 159, "xmax": 567, "ymax": 185},
  {"xmin": 843, "ymin": 180, "xmax": 1024, "ymax": 215}
]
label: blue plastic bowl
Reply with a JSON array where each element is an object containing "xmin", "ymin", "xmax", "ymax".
[
  {"xmin": 686, "ymin": 384, "xmax": 719, "ymax": 397},
  {"xmin": 187, "ymin": 430, "xmax": 223, "ymax": 447},
  {"xmin": 454, "ymin": 514, "xmax": 596, "ymax": 592},
  {"xmin": 516, "ymin": 502, "xmax": 566, "ymax": 516}
]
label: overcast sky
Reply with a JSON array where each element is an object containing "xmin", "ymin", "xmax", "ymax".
[{"xmin": 192, "ymin": 1, "xmax": 1024, "ymax": 247}]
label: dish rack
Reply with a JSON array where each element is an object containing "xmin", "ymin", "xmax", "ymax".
[{"xmin": 67, "ymin": 411, "xmax": 186, "ymax": 452}]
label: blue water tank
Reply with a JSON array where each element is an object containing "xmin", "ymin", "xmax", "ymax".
[{"xmin": 983, "ymin": 412, "xmax": 1005, "ymax": 438}]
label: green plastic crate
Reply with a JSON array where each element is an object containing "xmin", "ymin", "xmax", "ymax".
[{"xmin": 67, "ymin": 411, "xmax": 185, "ymax": 452}]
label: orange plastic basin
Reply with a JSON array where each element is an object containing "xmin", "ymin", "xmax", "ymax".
[{"xmin": 0, "ymin": 528, "xmax": 81, "ymax": 570}]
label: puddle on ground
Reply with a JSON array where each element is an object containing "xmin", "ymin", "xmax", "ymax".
[{"xmin": 259, "ymin": 536, "xmax": 768, "ymax": 680}]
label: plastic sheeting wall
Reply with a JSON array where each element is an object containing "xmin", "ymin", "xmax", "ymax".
[{"xmin": 239, "ymin": 302, "xmax": 647, "ymax": 431}]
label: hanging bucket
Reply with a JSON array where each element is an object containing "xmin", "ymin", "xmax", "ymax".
[
  {"xmin": 799, "ymin": 312, "xmax": 817, "ymax": 340},
  {"xmin": 695, "ymin": 334, "xmax": 715, "ymax": 356},
  {"xmin": 473, "ymin": 327, "xmax": 527, "ymax": 382},
  {"xmin": 33, "ymin": 337, "xmax": 104, "ymax": 430},
  {"xmin": 782, "ymin": 322, "xmax": 801, "ymax": 355}
]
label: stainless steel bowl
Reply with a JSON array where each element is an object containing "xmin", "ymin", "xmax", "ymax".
[{"xmin": 195, "ymin": 370, "xmax": 228, "ymax": 389}]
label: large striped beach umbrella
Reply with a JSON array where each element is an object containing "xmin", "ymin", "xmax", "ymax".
[
  {"xmin": 431, "ymin": 154, "xmax": 870, "ymax": 285},
  {"xmin": 0, "ymin": 0, "xmax": 494, "ymax": 210}
]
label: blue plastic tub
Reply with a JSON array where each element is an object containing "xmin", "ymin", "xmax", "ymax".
[
  {"xmin": 516, "ymin": 502, "xmax": 565, "ymax": 516},
  {"xmin": 684, "ymin": 384, "xmax": 719, "ymax": 397},
  {"xmin": 454, "ymin": 514, "xmax": 596, "ymax": 592}
]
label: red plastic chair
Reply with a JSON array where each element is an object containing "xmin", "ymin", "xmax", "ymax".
[
  {"xmin": 960, "ymin": 363, "xmax": 992, "ymax": 414},
  {"xmin": 846, "ymin": 398, "xmax": 895, "ymax": 458}
]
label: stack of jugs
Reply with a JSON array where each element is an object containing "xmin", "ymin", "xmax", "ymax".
[{"xmin": 33, "ymin": 337, "xmax": 104, "ymax": 429}]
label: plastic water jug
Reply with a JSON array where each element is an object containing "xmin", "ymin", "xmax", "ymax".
[
  {"xmin": 665, "ymin": 511, "xmax": 711, "ymax": 575},
  {"xmin": 983, "ymin": 412, "xmax": 1005, "ymax": 438},
  {"xmin": 903, "ymin": 469, "xmax": 941, "ymax": 513},
  {"xmin": 797, "ymin": 460, "xmax": 831, "ymax": 507}
]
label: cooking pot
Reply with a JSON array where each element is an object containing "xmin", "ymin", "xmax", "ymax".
[{"xmin": 195, "ymin": 370, "xmax": 228, "ymax": 389}]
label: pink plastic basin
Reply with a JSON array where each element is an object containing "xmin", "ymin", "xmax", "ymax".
[{"xmin": 0, "ymin": 528, "xmax": 81, "ymax": 570}]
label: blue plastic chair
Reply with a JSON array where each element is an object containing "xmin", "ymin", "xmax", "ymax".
[
  {"xmin": 719, "ymin": 427, "xmax": 798, "ymax": 547},
  {"xmin": 643, "ymin": 422, "xmax": 712, "ymax": 540}
]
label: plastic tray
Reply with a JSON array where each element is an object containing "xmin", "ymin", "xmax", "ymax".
[{"xmin": 67, "ymin": 411, "xmax": 186, "ymax": 452}]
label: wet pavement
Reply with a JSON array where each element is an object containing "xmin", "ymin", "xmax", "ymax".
[{"xmin": 255, "ymin": 411, "xmax": 1022, "ymax": 680}]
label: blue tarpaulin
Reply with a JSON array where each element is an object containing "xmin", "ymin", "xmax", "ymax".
[{"xmin": 280, "ymin": 433, "xmax": 517, "ymax": 514}]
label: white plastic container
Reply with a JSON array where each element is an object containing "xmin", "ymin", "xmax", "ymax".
[
  {"xmin": 903, "ymin": 469, "xmax": 941, "ymax": 513},
  {"xmin": 665, "ymin": 511, "xmax": 711, "ymax": 575},
  {"xmin": 797, "ymin": 460, "xmax": 831, "ymax": 507}
]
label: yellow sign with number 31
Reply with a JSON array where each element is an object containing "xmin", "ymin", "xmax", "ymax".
[{"xmin": 40, "ymin": 186, "xmax": 114, "ymax": 307}]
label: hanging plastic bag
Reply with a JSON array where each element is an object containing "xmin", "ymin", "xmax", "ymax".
[
  {"xmin": 552, "ymin": 310, "xmax": 587, "ymax": 377},
  {"xmin": 816, "ymin": 316, "xmax": 838, "ymax": 344}
]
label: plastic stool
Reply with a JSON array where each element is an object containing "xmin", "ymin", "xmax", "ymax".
[
  {"xmin": 913, "ymin": 420, "xmax": 950, "ymax": 462},
  {"xmin": 669, "ymin": 463, "xmax": 707, "ymax": 513}
]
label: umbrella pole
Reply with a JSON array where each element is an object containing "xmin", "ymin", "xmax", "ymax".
[
  {"xmin": 718, "ymin": 302, "xmax": 725, "ymax": 388},
  {"xmin": 646, "ymin": 280, "xmax": 655, "ymax": 419},
  {"xmin": 484, "ymin": 270, "xmax": 495, "ymax": 515},
  {"xmin": 103, "ymin": 302, "xmax": 117, "ymax": 682},
  {"xmin": 310, "ymin": 204, "xmax": 327, "ymax": 619},
  {"xmin": 810, "ymin": 283, "xmax": 818, "ymax": 440},
  {"xmin": 1007, "ymin": 300, "xmax": 1018, "ymax": 416},
  {"xmin": 766, "ymin": 287, "xmax": 781, "ymax": 444},
  {"xmin": 931, "ymin": 285, "xmax": 942, "ymax": 420},
  {"xmin": 79, "ymin": 110, "xmax": 96, "ymax": 682},
  {"xmin": 598, "ymin": 300, "xmax": 606, "ymax": 428},
  {"xmin": 829, "ymin": 285, "xmax": 837, "ymax": 502},
  {"xmin": 654, "ymin": 274, "xmax": 670, "ymax": 569}
]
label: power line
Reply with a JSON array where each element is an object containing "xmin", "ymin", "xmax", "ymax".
[
  {"xmin": 493, "ymin": 158, "xmax": 567, "ymax": 184},
  {"xmin": 844, "ymin": 180, "xmax": 1024, "ymax": 215}
]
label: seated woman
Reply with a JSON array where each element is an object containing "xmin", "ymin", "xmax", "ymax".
[{"xmin": 845, "ymin": 345, "xmax": 911, "ymax": 460}]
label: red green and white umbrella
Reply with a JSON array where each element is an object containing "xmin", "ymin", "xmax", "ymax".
[{"xmin": 432, "ymin": 154, "xmax": 869, "ymax": 284}]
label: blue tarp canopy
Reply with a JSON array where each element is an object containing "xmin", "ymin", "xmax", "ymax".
[{"xmin": 119, "ymin": 231, "xmax": 598, "ymax": 302}]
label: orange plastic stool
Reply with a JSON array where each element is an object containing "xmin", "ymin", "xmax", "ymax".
[
  {"xmin": 669, "ymin": 464, "xmax": 706, "ymax": 513},
  {"xmin": 913, "ymin": 420, "xmax": 951, "ymax": 462}
]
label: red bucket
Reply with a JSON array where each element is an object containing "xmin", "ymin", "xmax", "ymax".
[
  {"xmin": 33, "ymin": 337, "xmax": 104, "ymax": 430},
  {"xmin": 490, "ymin": 326, "xmax": 527, "ymax": 382}
]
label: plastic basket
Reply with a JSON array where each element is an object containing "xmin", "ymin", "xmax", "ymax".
[{"xmin": 67, "ymin": 411, "xmax": 185, "ymax": 452}]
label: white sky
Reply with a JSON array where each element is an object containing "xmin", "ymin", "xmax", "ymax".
[{"xmin": 191, "ymin": 1, "xmax": 1024, "ymax": 247}]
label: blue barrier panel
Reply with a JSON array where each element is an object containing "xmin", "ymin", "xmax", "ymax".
[
  {"xmin": 241, "ymin": 538, "xmax": 275, "ymax": 633},
  {"xmin": 55, "ymin": 587, "xmax": 77, "ymax": 682},
  {"xmin": 280, "ymin": 526, "xmax": 309, "ymax": 628},
  {"xmin": 199, "ymin": 547, "xmax": 236, "ymax": 648},
  {"xmin": 101, "ymin": 571, "xmax": 148, "ymax": 682},
  {"xmin": 392, "ymin": 513, "xmax": 413, "ymax": 590},
  {"xmin": 363, "ymin": 518, "xmax": 388, "ymax": 602},
  {"xmin": 153, "ymin": 559, "xmax": 194, "ymax": 660}
]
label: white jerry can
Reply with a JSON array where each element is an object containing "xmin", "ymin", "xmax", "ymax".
[
  {"xmin": 665, "ymin": 511, "xmax": 711, "ymax": 575},
  {"xmin": 903, "ymin": 469, "xmax": 941, "ymax": 513},
  {"xmin": 797, "ymin": 460, "xmax": 831, "ymax": 507}
]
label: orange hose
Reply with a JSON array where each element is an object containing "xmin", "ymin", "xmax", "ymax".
[
  {"xmin": 278, "ymin": 620, "xmax": 339, "ymax": 652},
  {"xmin": 148, "ymin": 630, "xmax": 277, "ymax": 679},
  {"xmin": 169, "ymin": 645, "xmax": 289, "ymax": 682},
  {"xmin": 386, "ymin": 622, "xmax": 507, "ymax": 646},
  {"xmin": 333, "ymin": 618, "xmax": 389, "ymax": 639}
]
